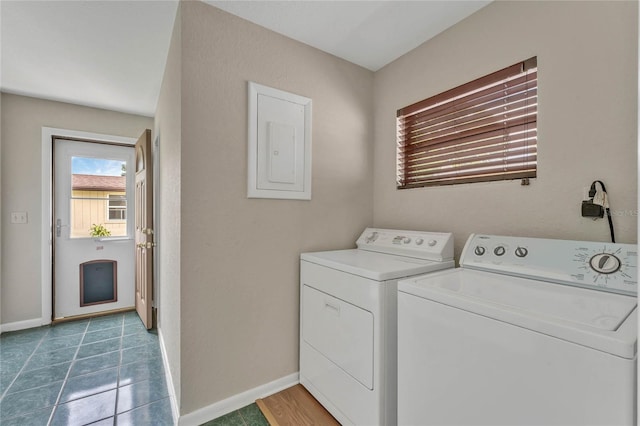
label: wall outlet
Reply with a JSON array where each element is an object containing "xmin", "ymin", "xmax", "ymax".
[{"xmin": 11, "ymin": 212, "xmax": 28, "ymax": 224}]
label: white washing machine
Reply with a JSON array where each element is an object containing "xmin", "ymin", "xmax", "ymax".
[
  {"xmin": 398, "ymin": 234, "xmax": 637, "ymax": 426},
  {"xmin": 300, "ymin": 228, "xmax": 454, "ymax": 426}
]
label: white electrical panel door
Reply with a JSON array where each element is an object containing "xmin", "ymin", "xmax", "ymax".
[
  {"xmin": 257, "ymin": 96, "xmax": 304, "ymax": 190},
  {"xmin": 248, "ymin": 82, "xmax": 312, "ymax": 200}
]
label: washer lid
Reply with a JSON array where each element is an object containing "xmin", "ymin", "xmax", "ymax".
[
  {"xmin": 301, "ymin": 249, "xmax": 454, "ymax": 281},
  {"xmin": 398, "ymin": 269, "xmax": 637, "ymax": 358}
]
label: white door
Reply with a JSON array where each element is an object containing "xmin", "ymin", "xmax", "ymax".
[
  {"xmin": 134, "ymin": 129, "xmax": 154, "ymax": 329},
  {"xmin": 53, "ymin": 139, "xmax": 135, "ymax": 319}
]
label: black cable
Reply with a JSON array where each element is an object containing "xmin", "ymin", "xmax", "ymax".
[{"xmin": 591, "ymin": 180, "xmax": 615, "ymax": 243}]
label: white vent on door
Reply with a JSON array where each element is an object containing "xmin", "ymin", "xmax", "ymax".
[{"xmin": 248, "ymin": 82, "xmax": 312, "ymax": 200}]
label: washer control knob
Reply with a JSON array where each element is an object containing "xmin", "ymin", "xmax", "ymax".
[
  {"xmin": 474, "ymin": 246, "xmax": 486, "ymax": 256},
  {"xmin": 590, "ymin": 253, "xmax": 621, "ymax": 274},
  {"xmin": 415, "ymin": 238, "xmax": 424, "ymax": 245},
  {"xmin": 365, "ymin": 232, "xmax": 378, "ymax": 243},
  {"xmin": 428, "ymin": 239, "xmax": 437, "ymax": 247},
  {"xmin": 494, "ymin": 246, "xmax": 506, "ymax": 256},
  {"xmin": 515, "ymin": 247, "xmax": 528, "ymax": 258},
  {"xmin": 403, "ymin": 237, "xmax": 411, "ymax": 244}
]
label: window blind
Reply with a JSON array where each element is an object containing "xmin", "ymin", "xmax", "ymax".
[{"xmin": 397, "ymin": 57, "xmax": 537, "ymax": 189}]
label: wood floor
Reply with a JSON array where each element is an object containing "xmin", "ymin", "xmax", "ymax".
[{"xmin": 256, "ymin": 384, "xmax": 340, "ymax": 426}]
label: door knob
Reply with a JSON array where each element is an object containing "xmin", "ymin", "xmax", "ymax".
[{"xmin": 55, "ymin": 219, "xmax": 68, "ymax": 237}]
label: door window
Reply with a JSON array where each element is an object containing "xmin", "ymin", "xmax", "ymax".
[{"xmin": 70, "ymin": 156, "xmax": 128, "ymax": 238}]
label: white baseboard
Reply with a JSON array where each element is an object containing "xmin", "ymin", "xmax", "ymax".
[
  {"xmin": 1, "ymin": 317, "xmax": 46, "ymax": 333},
  {"xmin": 158, "ymin": 327, "xmax": 180, "ymax": 426},
  {"xmin": 178, "ymin": 372, "xmax": 300, "ymax": 426}
]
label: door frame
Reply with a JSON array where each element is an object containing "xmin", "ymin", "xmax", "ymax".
[{"xmin": 41, "ymin": 127, "xmax": 136, "ymax": 324}]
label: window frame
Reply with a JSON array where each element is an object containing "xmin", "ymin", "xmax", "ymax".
[{"xmin": 106, "ymin": 193, "xmax": 127, "ymax": 222}]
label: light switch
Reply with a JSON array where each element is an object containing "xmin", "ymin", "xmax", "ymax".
[{"xmin": 11, "ymin": 212, "xmax": 28, "ymax": 224}]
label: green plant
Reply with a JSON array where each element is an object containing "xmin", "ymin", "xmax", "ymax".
[{"xmin": 89, "ymin": 223, "xmax": 111, "ymax": 237}]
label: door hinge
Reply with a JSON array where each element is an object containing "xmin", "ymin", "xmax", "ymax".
[{"xmin": 136, "ymin": 242, "xmax": 156, "ymax": 249}]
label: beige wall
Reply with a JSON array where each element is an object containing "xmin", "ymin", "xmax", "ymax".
[
  {"xmin": 179, "ymin": 1, "xmax": 373, "ymax": 414},
  {"xmin": 0, "ymin": 93, "xmax": 152, "ymax": 324},
  {"xmin": 373, "ymin": 0, "xmax": 638, "ymax": 260},
  {"xmin": 153, "ymin": 4, "xmax": 182, "ymax": 408}
]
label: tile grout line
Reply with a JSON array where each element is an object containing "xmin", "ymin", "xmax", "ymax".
[
  {"xmin": 116, "ymin": 318, "xmax": 165, "ymax": 422},
  {"xmin": 46, "ymin": 320, "xmax": 90, "ymax": 426},
  {"xmin": 49, "ymin": 316, "xmax": 125, "ymax": 425},
  {"xmin": 238, "ymin": 409, "xmax": 249, "ymax": 426},
  {"xmin": 0, "ymin": 329, "xmax": 49, "ymax": 402},
  {"xmin": 2, "ymin": 314, "xmax": 168, "ymax": 425},
  {"xmin": 1, "ymin": 328, "xmax": 97, "ymax": 423},
  {"xmin": 114, "ymin": 316, "xmax": 125, "ymax": 425}
]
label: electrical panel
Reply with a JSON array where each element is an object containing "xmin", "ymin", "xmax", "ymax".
[{"xmin": 247, "ymin": 82, "xmax": 312, "ymax": 200}]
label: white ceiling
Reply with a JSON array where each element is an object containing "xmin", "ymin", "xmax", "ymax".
[
  {"xmin": 207, "ymin": 1, "xmax": 491, "ymax": 72},
  {"xmin": 0, "ymin": 0, "xmax": 490, "ymax": 118},
  {"xmin": 0, "ymin": 0, "xmax": 179, "ymax": 117}
]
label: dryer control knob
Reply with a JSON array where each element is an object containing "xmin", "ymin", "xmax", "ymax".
[
  {"xmin": 474, "ymin": 246, "xmax": 486, "ymax": 256},
  {"xmin": 589, "ymin": 253, "xmax": 621, "ymax": 274},
  {"xmin": 403, "ymin": 237, "xmax": 411, "ymax": 244},
  {"xmin": 494, "ymin": 246, "xmax": 506, "ymax": 256},
  {"xmin": 428, "ymin": 239, "xmax": 437, "ymax": 247},
  {"xmin": 515, "ymin": 247, "xmax": 528, "ymax": 258},
  {"xmin": 415, "ymin": 238, "xmax": 424, "ymax": 245}
]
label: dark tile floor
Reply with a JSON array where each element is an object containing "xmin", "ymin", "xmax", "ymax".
[
  {"xmin": 201, "ymin": 403, "xmax": 268, "ymax": 426},
  {"xmin": 0, "ymin": 311, "xmax": 174, "ymax": 425},
  {"xmin": 0, "ymin": 311, "xmax": 273, "ymax": 425}
]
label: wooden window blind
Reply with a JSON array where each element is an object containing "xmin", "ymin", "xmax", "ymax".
[{"xmin": 397, "ymin": 57, "xmax": 537, "ymax": 189}]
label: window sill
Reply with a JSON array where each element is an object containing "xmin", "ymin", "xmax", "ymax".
[{"xmin": 94, "ymin": 237, "xmax": 132, "ymax": 242}]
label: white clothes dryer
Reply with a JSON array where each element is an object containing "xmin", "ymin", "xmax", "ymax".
[
  {"xmin": 398, "ymin": 234, "xmax": 637, "ymax": 426},
  {"xmin": 300, "ymin": 228, "xmax": 454, "ymax": 426}
]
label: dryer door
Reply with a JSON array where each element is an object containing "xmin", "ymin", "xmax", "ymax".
[{"xmin": 302, "ymin": 285, "xmax": 374, "ymax": 389}]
